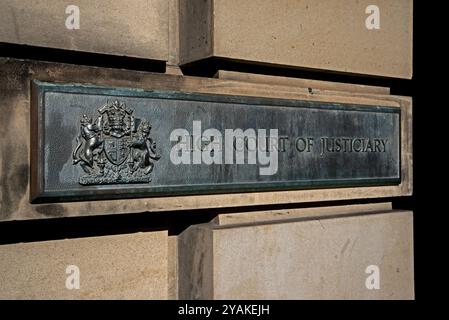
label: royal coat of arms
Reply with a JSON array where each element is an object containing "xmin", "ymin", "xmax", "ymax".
[{"xmin": 72, "ymin": 100, "xmax": 161, "ymax": 185}]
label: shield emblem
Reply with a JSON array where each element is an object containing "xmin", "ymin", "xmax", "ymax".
[{"xmin": 104, "ymin": 137, "xmax": 131, "ymax": 165}]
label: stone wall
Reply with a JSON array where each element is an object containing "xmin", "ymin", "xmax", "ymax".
[{"xmin": 0, "ymin": 0, "xmax": 414, "ymax": 300}]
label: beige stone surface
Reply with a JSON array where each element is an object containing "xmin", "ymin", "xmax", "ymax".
[
  {"xmin": 179, "ymin": 210, "xmax": 414, "ymax": 299},
  {"xmin": 0, "ymin": 0, "xmax": 168, "ymax": 60},
  {"xmin": 0, "ymin": 231, "xmax": 168, "ymax": 299},
  {"xmin": 0, "ymin": 58, "xmax": 412, "ymax": 221},
  {"xmin": 168, "ymin": 0, "xmax": 181, "ymax": 67},
  {"xmin": 213, "ymin": 202, "xmax": 393, "ymax": 226},
  {"xmin": 215, "ymin": 70, "xmax": 390, "ymax": 95},
  {"xmin": 167, "ymin": 235, "xmax": 179, "ymax": 299},
  {"xmin": 180, "ymin": 0, "xmax": 413, "ymax": 79},
  {"xmin": 179, "ymin": 0, "xmax": 213, "ymax": 64},
  {"xmin": 178, "ymin": 224, "xmax": 214, "ymax": 299}
]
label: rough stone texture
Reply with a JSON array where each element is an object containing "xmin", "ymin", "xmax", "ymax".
[
  {"xmin": 213, "ymin": 202, "xmax": 393, "ymax": 226},
  {"xmin": 0, "ymin": 231, "xmax": 168, "ymax": 299},
  {"xmin": 0, "ymin": 58, "xmax": 412, "ymax": 221},
  {"xmin": 178, "ymin": 224, "xmax": 214, "ymax": 299},
  {"xmin": 167, "ymin": 0, "xmax": 182, "ymax": 73},
  {"xmin": 0, "ymin": 0, "xmax": 168, "ymax": 60},
  {"xmin": 179, "ymin": 0, "xmax": 214, "ymax": 64},
  {"xmin": 179, "ymin": 210, "xmax": 414, "ymax": 299},
  {"xmin": 180, "ymin": 0, "xmax": 413, "ymax": 79},
  {"xmin": 215, "ymin": 70, "xmax": 390, "ymax": 95},
  {"xmin": 168, "ymin": 235, "xmax": 179, "ymax": 299}
]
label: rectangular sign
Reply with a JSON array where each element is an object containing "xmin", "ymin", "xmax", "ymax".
[{"xmin": 30, "ymin": 81, "xmax": 400, "ymax": 203}]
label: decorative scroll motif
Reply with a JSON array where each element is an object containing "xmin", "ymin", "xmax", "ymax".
[{"xmin": 72, "ymin": 100, "xmax": 160, "ymax": 185}]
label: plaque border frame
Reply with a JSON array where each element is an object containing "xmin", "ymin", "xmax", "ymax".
[{"xmin": 30, "ymin": 80, "xmax": 401, "ymax": 203}]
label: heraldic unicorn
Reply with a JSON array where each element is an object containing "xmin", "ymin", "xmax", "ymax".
[{"xmin": 72, "ymin": 100, "xmax": 161, "ymax": 185}]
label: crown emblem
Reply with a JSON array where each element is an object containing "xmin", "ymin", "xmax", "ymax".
[{"xmin": 99, "ymin": 100, "xmax": 133, "ymax": 138}]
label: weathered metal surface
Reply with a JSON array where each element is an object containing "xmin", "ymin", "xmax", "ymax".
[{"xmin": 30, "ymin": 81, "xmax": 400, "ymax": 203}]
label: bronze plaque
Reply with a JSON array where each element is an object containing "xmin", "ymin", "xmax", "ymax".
[{"xmin": 30, "ymin": 81, "xmax": 400, "ymax": 203}]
